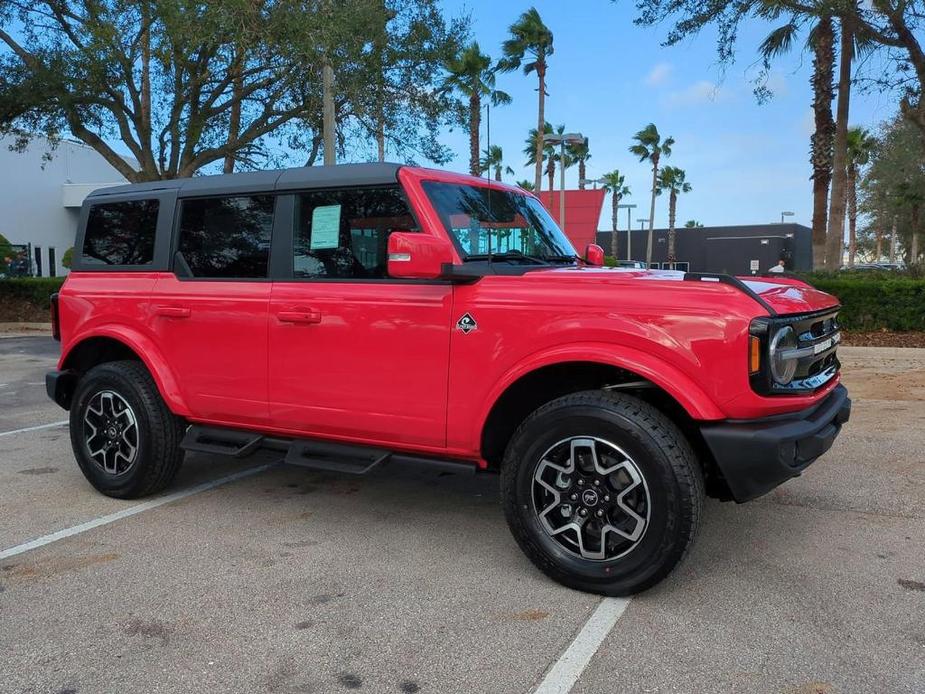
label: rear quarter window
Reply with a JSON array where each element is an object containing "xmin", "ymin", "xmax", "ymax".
[{"xmin": 82, "ymin": 200, "xmax": 159, "ymax": 266}]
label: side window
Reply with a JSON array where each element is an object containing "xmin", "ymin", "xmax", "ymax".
[
  {"xmin": 178, "ymin": 195, "xmax": 274, "ymax": 278},
  {"xmin": 293, "ymin": 187, "xmax": 414, "ymax": 279},
  {"xmin": 83, "ymin": 199, "xmax": 159, "ymax": 266}
]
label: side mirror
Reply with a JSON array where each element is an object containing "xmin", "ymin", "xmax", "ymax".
[
  {"xmin": 387, "ymin": 231, "xmax": 455, "ymax": 280},
  {"xmin": 584, "ymin": 243, "xmax": 605, "ymax": 267}
]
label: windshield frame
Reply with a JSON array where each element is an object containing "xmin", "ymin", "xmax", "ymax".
[{"xmin": 419, "ymin": 180, "xmax": 578, "ymax": 263}]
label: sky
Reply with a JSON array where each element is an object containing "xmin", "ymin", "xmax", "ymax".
[{"xmin": 433, "ymin": 0, "xmax": 899, "ymax": 231}]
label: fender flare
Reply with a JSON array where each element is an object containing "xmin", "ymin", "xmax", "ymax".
[
  {"xmin": 476, "ymin": 341, "xmax": 726, "ymax": 444},
  {"xmin": 61, "ymin": 325, "xmax": 191, "ymax": 417}
]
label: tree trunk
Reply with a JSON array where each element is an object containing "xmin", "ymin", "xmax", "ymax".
[
  {"xmin": 322, "ymin": 63, "xmax": 336, "ymax": 166},
  {"xmin": 579, "ymin": 159, "xmax": 586, "ymax": 189},
  {"xmin": 547, "ymin": 157, "xmax": 555, "ymax": 194},
  {"xmin": 534, "ymin": 61, "xmax": 546, "ymax": 192},
  {"xmin": 825, "ymin": 19, "xmax": 852, "ymax": 268},
  {"xmin": 494, "ymin": 167, "xmax": 501, "ymax": 182},
  {"xmin": 224, "ymin": 49, "xmax": 244, "ymax": 174},
  {"xmin": 875, "ymin": 226, "xmax": 883, "ymax": 261},
  {"xmin": 469, "ymin": 92, "xmax": 481, "ymax": 177},
  {"xmin": 890, "ymin": 216, "xmax": 898, "ymax": 263},
  {"xmin": 847, "ymin": 164, "xmax": 857, "ymax": 266},
  {"xmin": 646, "ymin": 153, "xmax": 659, "ymax": 266},
  {"xmin": 611, "ymin": 194, "xmax": 619, "ymax": 259},
  {"xmin": 667, "ymin": 190, "xmax": 677, "ymax": 265},
  {"xmin": 810, "ymin": 16, "xmax": 836, "ymax": 269},
  {"xmin": 912, "ymin": 204, "xmax": 921, "ymax": 265}
]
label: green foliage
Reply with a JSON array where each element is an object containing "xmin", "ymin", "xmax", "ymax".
[
  {"xmin": 0, "ymin": 277, "xmax": 65, "ymax": 310},
  {"xmin": 61, "ymin": 247, "xmax": 74, "ymax": 269},
  {"xmin": 804, "ymin": 275, "xmax": 925, "ymax": 331},
  {"xmin": 0, "ymin": 232, "xmax": 11, "ymax": 274}
]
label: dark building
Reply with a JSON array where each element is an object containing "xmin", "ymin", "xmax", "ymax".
[{"xmin": 595, "ymin": 223, "xmax": 813, "ymax": 274}]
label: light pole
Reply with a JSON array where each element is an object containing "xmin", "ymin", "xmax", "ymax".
[
  {"xmin": 580, "ymin": 177, "xmax": 604, "ymax": 189},
  {"xmin": 637, "ymin": 218, "xmax": 649, "ymax": 230},
  {"xmin": 543, "ymin": 132, "xmax": 586, "ymax": 232},
  {"xmin": 780, "ymin": 210, "xmax": 795, "ymax": 224},
  {"xmin": 618, "ymin": 203, "xmax": 637, "ymax": 261}
]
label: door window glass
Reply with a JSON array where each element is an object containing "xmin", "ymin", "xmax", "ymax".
[{"xmin": 83, "ymin": 200, "xmax": 159, "ymax": 266}]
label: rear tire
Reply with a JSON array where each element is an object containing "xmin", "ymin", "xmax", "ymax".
[
  {"xmin": 501, "ymin": 390, "xmax": 704, "ymax": 596},
  {"xmin": 69, "ymin": 360, "xmax": 185, "ymax": 499}
]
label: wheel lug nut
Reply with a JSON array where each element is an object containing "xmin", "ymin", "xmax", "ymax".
[
  {"xmin": 569, "ymin": 493, "xmax": 578, "ymax": 501},
  {"xmin": 577, "ymin": 479, "xmax": 584, "ymax": 486},
  {"xmin": 594, "ymin": 479, "xmax": 601, "ymax": 486},
  {"xmin": 596, "ymin": 509, "xmax": 604, "ymax": 518},
  {"xmin": 604, "ymin": 495, "xmax": 610, "ymax": 502},
  {"xmin": 579, "ymin": 508, "xmax": 588, "ymax": 517}
]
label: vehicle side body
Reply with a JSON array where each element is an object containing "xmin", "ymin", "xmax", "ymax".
[{"xmin": 49, "ymin": 164, "xmax": 848, "ymax": 508}]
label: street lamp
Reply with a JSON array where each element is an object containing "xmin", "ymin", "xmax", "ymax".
[
  {"xmin": 618, "ymin": 203, "xmax": 637, "ymax": 261},
  {"xmin": 543, "ymin": 132, "xmax": 586, "ymax": 231},
  {"xmin": 581, "ymin": 177, "xmax": 604, "ymax": 189},
  {"xmin": 780, "ymin": 210, "xmax": 795, "ymax": 224},
  {"xmin": 637, "ymin": 218, "xmax": 649, "ymax": 230}
]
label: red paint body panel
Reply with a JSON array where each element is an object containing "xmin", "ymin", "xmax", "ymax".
[{"xmin": 57, "ymin": 166, "xmax": 844, "ymax": 463}]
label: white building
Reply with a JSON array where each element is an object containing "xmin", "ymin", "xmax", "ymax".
[{"xmin": 0, "ymin": 135, "xmax": 131, "ymax": 276}]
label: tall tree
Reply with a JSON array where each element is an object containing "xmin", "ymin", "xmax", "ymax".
[
  {"xmin": 568, "ymin": 138, "xmax": 591, "ymax": 189},
  {"xmin": 516, "ymin": 179, "xmax": 535, "ymax": 191},
  {"xmin": 601, "ymin": 170, "xmax": 631, "ymax": 259},
  {"xmin": 684, "ymin": 220, "xmax": 704, "ymax": 228},
  {"xmin": 499, "ymin": 7, "xmax": 554, "ymax": 192},
  {"xmin": 480, "ymin": 144, "xmax": 514, "ymax": 181},
  {"xmin": 845, "ymin": 126, "xmax": 875, "ymax": 266},
  {"xmin": 441, "ymin": 42, "xmax": 510, "ymax": 177},
  {"xmin": 629, "ymin": 123, "xmax": 674, "ymax": 265},
  {"xmin": 0, "ymin": 0, "xmax": 466, "ymax": 179},
  {"xmin": 656, "ymin": 166, "xmax": 692, "ymax": 266},
  {"xmin": 523, "ymin": 122, "xmax": 555, "ymax": 192}
]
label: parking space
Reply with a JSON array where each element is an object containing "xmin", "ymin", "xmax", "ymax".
[{"xmin": 1, "ymin": 337, "xmax": 923, "ymax": 693}]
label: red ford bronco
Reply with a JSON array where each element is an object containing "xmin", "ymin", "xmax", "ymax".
[{"xmin": 46, "ymin": 164, "xmax": 850, "ymax": 595}]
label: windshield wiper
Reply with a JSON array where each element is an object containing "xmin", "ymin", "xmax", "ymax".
[
  {"xmin": 539, "ymin": 254, "xmax": 582, "ymax": 265},
  {"xmin": 463, "ymin": 250, "xmax": 550, "ymax": 266}
]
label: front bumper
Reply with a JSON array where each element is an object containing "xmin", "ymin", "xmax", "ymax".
[{"xmin": 700, "ymin": 384, "xmax": 851, "ymax": 502}]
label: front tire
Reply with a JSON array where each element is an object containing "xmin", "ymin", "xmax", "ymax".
[
  {"xmin": 501, "ymin": 391, "xmax": 704, "ymax": 596},
  {"xmin": 69, "ymin": 360, "xmax": 185, "ymax": 499}
]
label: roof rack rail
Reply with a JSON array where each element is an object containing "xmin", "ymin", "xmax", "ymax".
[{"xmin": 682, "ymin": 272, "xmax": 778, "ymax": 316}]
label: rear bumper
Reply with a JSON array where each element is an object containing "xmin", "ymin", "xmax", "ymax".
[
  {"xmin": 700, "ymin": 384, "xmax": 851, "ymax": 502},
  {"xmin": 46, "ymin": 369, "xmax": 77, "ymax": 410}
]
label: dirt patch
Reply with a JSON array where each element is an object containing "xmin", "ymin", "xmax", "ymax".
[
  {"xmin": 842, "ymin": 331, "xmax": 925, "ymax": 348},
  {"xmin": 0, "ymin": 552, "xmax": 120, "ymax": 583},
  {"xmin": 509, "ymin": 608, "xmax": 549, "ymax": 621},
  {"xmin": 898, "ymin": 578, "xmax": 925, "ymax": 592}
]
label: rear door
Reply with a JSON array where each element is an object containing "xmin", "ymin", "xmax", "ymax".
[
  {"xmin": 150, "ymin": 193, "xmax": 275, "ymax": 427},
  {"xmin": 267, "ymin": 186, "xmax": 453, "ymax": 448}
]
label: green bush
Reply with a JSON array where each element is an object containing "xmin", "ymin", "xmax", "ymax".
[
  {"xmin": 61, "ymin": 246, "xmax": 74, "ymax": 269},
  {"xmin": 0, "ymin": 277, "xmax": 66, "ymax": 310},
  {"xmin": 805, "ymin": 277, "xmax": 925, "ymax": 331}
]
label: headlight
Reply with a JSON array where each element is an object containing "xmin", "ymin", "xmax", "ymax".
[{"xmin": 769, "ymin": 326, "xmax": 798, "ymax": 384}]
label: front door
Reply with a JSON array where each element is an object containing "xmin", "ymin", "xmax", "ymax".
[
  {"xmin": 268, "ymin": 186, "xmax": 452, "ymax": 448},
  {"xmin": 150, "ymin": 193, "xmax": 275, "ymax": 426}
]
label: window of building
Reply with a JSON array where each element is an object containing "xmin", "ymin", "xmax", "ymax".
[
  {"xmin": 83, "ymin": 199, "xmax": 159, "ymax": 266},
  {"xmin": 34, "ymin": 246, "xmax": 42, "ymax": 276},
  {"xmin": 178, "ymin": 195, "xmax": 274, "ymax": 279},
  {"xmin": 48, "ymin": 247, "xmax": 56, "ymax": 277},
  {"xmin": 293, "ymin": 187, "xmax": 415, "ymax": 280}
]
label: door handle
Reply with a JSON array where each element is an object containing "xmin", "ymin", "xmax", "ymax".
[
  {"xmin": 154, "ymin": 305, "xmax": 191, "ymax": 319},
  {"xmin": 277, "ymin": 310, "xmax": 322, "ymax": 324}
]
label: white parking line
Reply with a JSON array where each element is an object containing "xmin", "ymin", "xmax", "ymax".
[
  {"xmin": 0, "ymin": 463, "xmax": 275, "ymax": 560},
  {"xmin": 0, "ymin": 420, "xmax": 69, "ymax": 438},
  {"xmin": 533, "ymin": 597, "xmax": 631, "ymax": 694}
]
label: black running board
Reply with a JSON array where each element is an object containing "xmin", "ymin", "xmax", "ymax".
[{"xmin": 181, "ymin": 424, "xmax": 475, "ymax": 476}]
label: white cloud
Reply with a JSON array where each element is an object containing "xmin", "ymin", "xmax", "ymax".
[
  {"xmin": 662, "ymin": 80, "xmax": 728, "ymax": 107},
  {"xmin": 644, "ymin": 62, "xmax": 672, "ymax": 87}
]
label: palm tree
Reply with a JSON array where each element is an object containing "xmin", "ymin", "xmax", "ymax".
[
  {"xmin": 498, "ymin": 7, "xmax": 554, "ymax": 192},
  {"xmin": 441, "ymin": 42, "xmax": 511, "ymax": 177},
  {"xmin": 629, "ymin": 123, "xmax": 674, "ymax": 265},
  {"xmin": 480, "ymin": 145, "xmax": 515, "ymax": 182},
  {"xmin": 759, "ymin": 10, "xmax": 835, "ymax": 269},
  {"xmin": 515, "ymin": 179, "xmax": 535, "ymax": 191},
  {"xmin": 846, "ymin": 126, "xmax": 875, "ymax": 267},
  {"xmin": 601, "ymin": 170, "xmax": 630, "ymax": 259},
  {"xmin": 684, "ymin": 220, "xmax": 703, "ymax": 228},
  {"xmin": 568, "ymin": 139, "xmax": 591, "ymax": 189},
  {"xmin": 523, "ymin": 122, "xmax": 556, "ymax": 193},
  {"xmin": 656, "ymin": 166, "xmax": 692, "ymax": 266}
]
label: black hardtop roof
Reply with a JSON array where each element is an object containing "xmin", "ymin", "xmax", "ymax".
[{"xmin": 87, "ymin": 162, "xmax": 404, "ymax": 199}]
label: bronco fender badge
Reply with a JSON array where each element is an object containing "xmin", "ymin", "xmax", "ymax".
[{"xmin": 456, "ymin": 313, "xmax": 478, "ymax": 334}]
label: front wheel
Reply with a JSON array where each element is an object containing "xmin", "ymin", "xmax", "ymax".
[
  {"xmin": 69, "ymin": 360, "xmax": 185, "ymax": 499},
  {"xmin": 501, "ymin": 391, "xmax": 704, "ymax": 596}
]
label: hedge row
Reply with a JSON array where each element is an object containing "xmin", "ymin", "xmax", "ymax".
[
  {"xmin": 804, "ymin": 277, "xmax": 925, "ymax": 332},
  {"xmin": 0, "ymin": 274, "xmax": 923, "ymax": 332}
]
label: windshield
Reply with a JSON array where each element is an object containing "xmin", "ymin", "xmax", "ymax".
[{"xmin": 421, "ymin": 181, "xmax": 577, "ymax": 261}]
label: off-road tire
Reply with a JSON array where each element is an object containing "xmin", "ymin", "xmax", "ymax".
[
  {"xmin": 501, "ymin": 390, "xmax": 704, "ymax": 596},
  {"xmin": 69, "ymin": 360, "xmax": 185, "ymax": 499}
]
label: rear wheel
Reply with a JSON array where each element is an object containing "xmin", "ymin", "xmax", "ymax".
[
  {"xmin": 69, "ymin": 360, "xmax": 185, "ymax": 499},
  {"xmin": 501, "ymin": 390, "xmax": 704, "ymax": 595}
]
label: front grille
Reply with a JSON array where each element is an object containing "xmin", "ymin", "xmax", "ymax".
[{"xmin": 750, "ymin": 308, "xmax": 841, "ymax": 395}]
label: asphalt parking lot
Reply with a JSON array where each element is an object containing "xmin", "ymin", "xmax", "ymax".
[{"xmin": 1, "ymin": 336, "xmax": 923, "ymax": 694}]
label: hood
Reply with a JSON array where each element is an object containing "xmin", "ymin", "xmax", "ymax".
[{"xmin": 737, "ymin": 276, "xmax": 839, "ymax": 315}]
